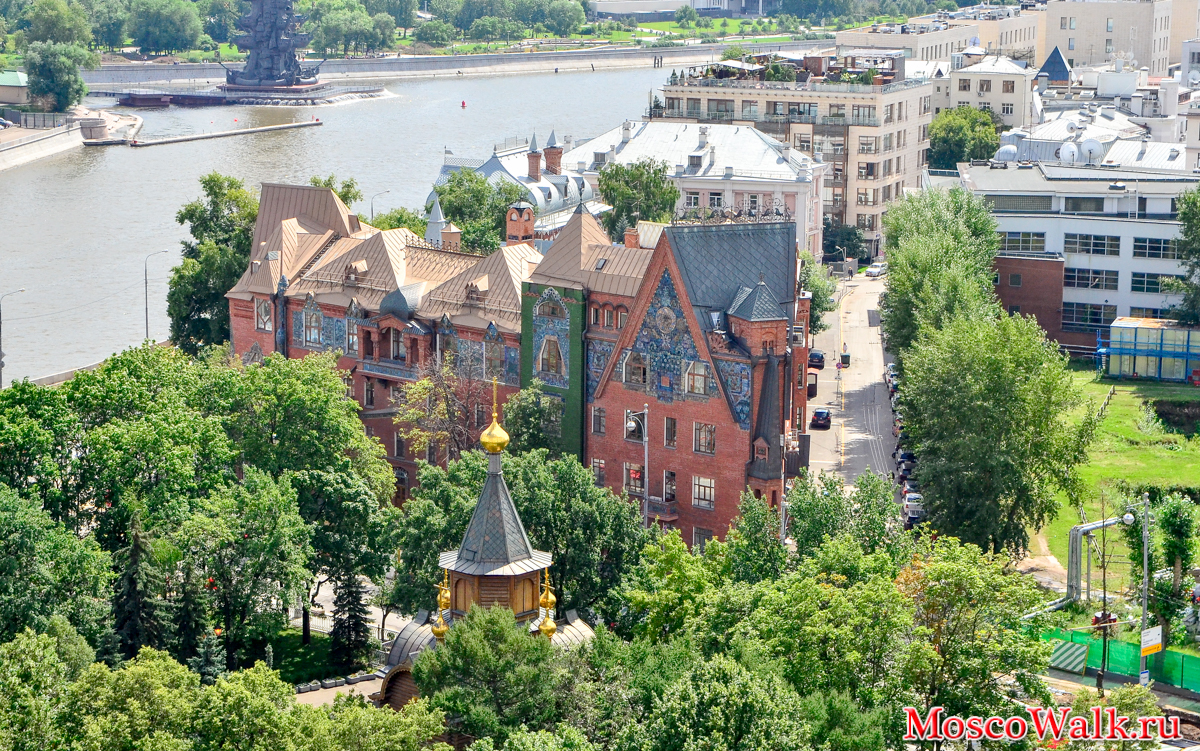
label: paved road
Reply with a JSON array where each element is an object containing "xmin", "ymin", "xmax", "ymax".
[{"xmin": 807, "ymin": 276, "xmax": 896, "ymax": 485}]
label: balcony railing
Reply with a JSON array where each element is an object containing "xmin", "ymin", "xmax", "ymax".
[
  {"xmin": 646, "ymin": 497, "xmax": 679, "ymax": 521},
  {"xmin": 650, "ymin": 109, "xmax": 879, "ymax": 128},
  {"xmin": 663, "ymin": 76, "xmax": 930, "ymax": 96}
]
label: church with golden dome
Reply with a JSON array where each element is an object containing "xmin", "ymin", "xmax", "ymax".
[{"xmin": 373, "ymin": 385, "xmax": 595, "ymax": 711}]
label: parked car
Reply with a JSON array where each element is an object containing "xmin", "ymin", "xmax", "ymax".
[
  {"xmin": 808, "ymin": 349, "xmax": 825, "ymax": 370},
  {"xmin": 810, "ymin": 408, "xmax": 832, "ymax": 429},
  {"xmin": 903, "ymin": 493, "xmax": 925, "ymax": 528},
  {"xmin": 893, "ymin": 450, "xmax": 916, "ymax": 465},
  {"xmin": 897, "ymin": 462, "xmax": 916, "ymax": 483},
  {"xmin": 865, "ymin": 262, "xmax": 888, "ymax": 278},
  {"xmin": 903, "ymin": 480, "xmax": 920, "ymax": 495},
  {"xmin": 0, "ymin": 118, "xmax": 12, "ymax": 129}
]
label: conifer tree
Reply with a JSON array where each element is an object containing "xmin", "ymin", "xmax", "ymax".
[
  {"xmin": 113, "ymin": 516, "xmax": 167, "ymax": 659},
  {"xmin": 330, "ymin": 573, "xmax": 373, "ymax": 672},
  {"xmin": 189, "ymin": 631, "xmax": 227, "ymax": 685},
  {"xmin": 170, "ymin": 562, "xmax": 209, "ymax": 664}
]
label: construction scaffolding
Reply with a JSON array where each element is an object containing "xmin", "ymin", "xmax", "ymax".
[{"xmin": 1096, "ymin": 317, "xmax": 1200, "ymax": 383}]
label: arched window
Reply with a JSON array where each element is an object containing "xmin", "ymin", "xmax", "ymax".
[
  {"xmin": 625, "ymin": 353, "xmax": 647, "ymax": 385},
  {"xmin": 539, "ymin": 337, "xmax": 562, "ymax": 375},
  {"xmin": 537, "ymin": 300, "xmax": 566, "ymax": 318},
  {"xmin": 454, "ymin": 578, "xmax": 468, "ymax": 612},
  {"xmin": 486, "ymin": 339, "xmax": 504, "ymax": 379}
]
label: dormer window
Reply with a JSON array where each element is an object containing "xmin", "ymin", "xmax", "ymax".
[
  {"xmin": 594, "ymin": 152, "xmax": 607, "ymax": 165},
  {"xmin": 689, "ymin": 155, "xmax": 702, "ymax": 168}
]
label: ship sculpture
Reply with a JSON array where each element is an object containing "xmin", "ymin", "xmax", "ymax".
[{"xmin": 225, "ymin": 0, "xmax": 321, "ymax": 88}]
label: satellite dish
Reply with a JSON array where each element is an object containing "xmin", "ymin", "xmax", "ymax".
[
  {"xmin": 1060, "ymin": 142, "xmax": 1079, "ymax": 163},
  {"xmin": 1066, "ymin": 121, "xmax": 1079, "ymax": 132},
  {"xmin": 1081, "ymin": 138, "xmax": 1104, "ymax": 163},
  {"xmin": 968, "ymin": 36, "xmax": 981, "ymax": 46},
  {"xmin": 995, "ymin": 144, "xmax": 1019, "ymax": 162},
  {"xmin": 1189, "ymin": 70, "xmax": 1200, "ymax": 86}
]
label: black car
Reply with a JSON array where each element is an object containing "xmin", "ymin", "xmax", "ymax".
[
  {"xmin": 808, "ymin": 350, "xmax": 825, "ymax": 370},
  {"xmin": 893, "ymin": 450, "xmax": 916, "ymax": 465},
  {"xmin": 810, "ymin": 408, "xmax": 832, "ymax": 429}
]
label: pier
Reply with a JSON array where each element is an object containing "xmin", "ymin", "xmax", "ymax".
[{"xmin": 129, "ymin": 120, "xmax": 321, "ymax": 147}]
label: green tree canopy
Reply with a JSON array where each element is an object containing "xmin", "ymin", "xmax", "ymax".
[
  {"xmin": 899, "ymin": 313, "xmax": 1096, "ymax": 555},
  {"xmin": 128, "ymin": 0, "xmax": 202, "ymax": 52},
  {"xmin": 927, "ymin": 106, "xmax": 1001, "ymax": 170},
  {"xmin": 91, "ymin": 0, "xmax": 128, "ymax": 49},
  {"xmin": 796, "ymin": 250, "xmax": 836, "ymax": 336},
  {"xmin": 22, "ymin": 41, "xmax": 97, "ymax": 111},
  {"xmin": 672, "ymin": 3, "xmax": 697, "ymax": 26},
  {"xmin": 821, "ymin": 217, "xmax": 866, "ymax": 261},
  {"xmin": 373, "ymin": 206, "xmax": 428, "ymax": 234},
  {"xmin": 595, "ymin": 158, "xmax": 679, "ymax": 238},
  {"xmin": 502, "ymin": 379, "xmax": 562, "ymax": 456},
  {"xmin": 414, "ymin": 17, "xmax": 456, "ymax": 44},
  {"xmin": 1167, "ymin": 186, "xmax": 1200, "ymax": 324},
  {"xmin": 544, "ymin": 0, "xmax": 582, "ymax": 36},
  {"xmin": 23, "ymin": 0, "xmax": 90, "ymax": 44},
  {"xmin": 310, "ymin": 173, "xmax": 364, "ymax": 207},
  {"xmin": 433, "ymin": 168, "xmax": 527, "ymax": 253}
]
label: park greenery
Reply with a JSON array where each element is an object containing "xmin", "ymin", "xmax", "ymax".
[
  {"xmin": 881, "ymin": 188, "xmax": 1096, "ymax": 557},
  {"xmin": 927, "ymin": 106, "xmax": 1002, "ymax": 170}
]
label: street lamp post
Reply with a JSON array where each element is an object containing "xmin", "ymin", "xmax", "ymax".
[
  {"xmin": 145, "ymin": 250, "xmax": 169, "ymax": 342},
  {"xmin": 370, "ymin": 190, "xmax": 391, "ymax": 222},
  {"xmin": 626, "ymin": 404, "xmax": 650, "ymax": 527},
  {"xmin": 1123, "ymin": 491, "xmax": 1152, "ymax": 677},
  {"xmin": 0, "ymin": 288, "xmax": 26, "ymax": 389}
]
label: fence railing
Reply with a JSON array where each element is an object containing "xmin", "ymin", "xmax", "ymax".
[
  {"xmin": 0, "ymin": 123, "xmax": 80, "ymax": 153},
  {"xmin": 1043, "ymin": 628, "xmax": 1200, "ymax": 692},
  {"xmin": 1, "ymin": 109, "xmax": 66, "ymax": 128}
]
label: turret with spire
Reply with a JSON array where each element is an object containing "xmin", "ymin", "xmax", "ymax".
[{"xmin": 527, "ymin": 133, "xmax": 542, "ymax": 182}]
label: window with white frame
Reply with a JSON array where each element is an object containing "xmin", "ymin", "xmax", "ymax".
[
  {"xmin": 624, "ymin": 462, "xmax": 645, "ymax": 495},
  {"xmin": 685, "ymin": 361, "xmax": 708, "ymax": 395},
  {"xmin": 692, "ymin": 477, "xmax": 715, "ymax": 510},
  {"xmin": 255, "ymin": 298, "xmax": 272, "ymax": 331},
  {"xmin": 346, "ymin": 320, "xmax": 359, "ymax": 354},
  {"xmin": 539, "ymin": 337, "xmax": 562, "ymax": 375},
  {"xmin": 304, "ymin": 309, "xmax": 321, "ymax": 345},
  {"xmin": 625, "ymin": 352, "xmax": 647, "ymax": 384},
  {"xmin": 391, "ymin": 329, "xmax": 406, "ymax": 361}
]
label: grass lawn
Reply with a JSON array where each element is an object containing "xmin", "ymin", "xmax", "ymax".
[
  {"xmin": 269, "ymin": 628, "xmax": 339, "ymax": 685},
  {"xmin": 1037, "ymin": 364, "xmax": 1200, "ymax": 590}
]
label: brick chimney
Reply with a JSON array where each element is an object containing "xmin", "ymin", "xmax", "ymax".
[
  {"xmin": 544, "ymin": 130, "xmax": 563, "ymax": 175},
  {"xmin": 624, "ymin": 225, "xmax": 639, "ymax": 248},
  {"xmin": 527, "ymin": 133, "xmax": 541, "ymax": 182}
]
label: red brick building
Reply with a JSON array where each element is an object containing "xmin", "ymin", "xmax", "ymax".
[
  {"xmin": 581, "ymin": 221, "xmax": 810, "ymax": 547},
  {"xmin": 226, "ymin": 183, "xmax": 541, "ymax": 497}
]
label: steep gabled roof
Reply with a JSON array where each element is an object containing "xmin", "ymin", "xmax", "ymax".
[
  {"xmin": 747, "ymin": 355, "xmax": 783, "ymax": 481},
  {"xmin": 665, "ymin": 222, "xmax": 796, "ymax": 320},
  {"xmin": 1039, "ymin": 46, "xmax": 1072, "ymax": 83},
  {"xmin": 252, "ymin": 183, "xmax": 364, "ymax": 253},
  {"xmin": 417, "ymin": 242, "xmax": 543, "ymax": 331}
]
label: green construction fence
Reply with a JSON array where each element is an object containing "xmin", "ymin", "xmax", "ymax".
[{"xmin": 1042, "ymin": 628, "xmax": 1200, "ymax": 692}]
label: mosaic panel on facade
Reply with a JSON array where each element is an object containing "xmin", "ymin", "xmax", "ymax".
[
  {"xmin": 626, "ymin": 270, "xmax": 717, "ymax": 403},
  {"xmin": 713, "ymin": 358, "xmax": 753, "ymax": 430},
  {"xmin": 586, "ymin": 339, "xmax": 615, "ymax": 403},
  {"xmin": 532, "ymin": 287, "xmax": 571, "ymax": 390}
]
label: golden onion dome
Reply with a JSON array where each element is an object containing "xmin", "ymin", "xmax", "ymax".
[
  {"xmin": 431, "ymin": 613, "xmax": 449, "ymax": 641},
  {"xmin": 480, "ymin": 378, "xmax": 510, "ymax": 453},
  {"xmin": 538, "ymin": 615, "xmax": 557, "ymax": 639},
  {"xmin": 539, "ymin": 569, "xmax": 556, "ymax": 612}
]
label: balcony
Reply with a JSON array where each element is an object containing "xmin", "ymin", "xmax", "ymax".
[
  {"xmin": 662, "ymin": 76, "xmax": 930, "ymax": 96},
  {"xmin": 646, "ymin": 497, "xmax": 679, "ymax": 521}
]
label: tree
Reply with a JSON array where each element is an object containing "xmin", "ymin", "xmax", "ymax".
[
  {"xmin": 1158, "ymin": 494, "xmax": 1195, "ymax": 597},
  {"xmin": 329, "ymin": 573, "xmax": 373, "ymax": 671},
  {"xmin": 393, "ymin": 356, "xmax": 492, "ymax": 461},
  {"xmin": 899, "ymin": 314, "xmax": 1096, "ymax": 556},
  {"xmin": 720, "ymin": 43, "xmax": 746, "ymax": 60},
  {"xmin": 128, "ymin": 0, "xmax": 202, "ymax": 52},
  {"xmin": 723, "ymin": 491, "xmax": 787, "ymax": 584},
  {"xmin": 624, "ymin": 656, "xmax": 810, "ymax": 751},
  {"xmin": 797, "ymin": 691, "xmax": 887, "ymax": 751},
  {"xmin": 22, "ymin": 41, "xmax": 97, "ymax": 111},
  {"xmin": 203, "ymin": 0, "xmax": 239, "ymax": 41},
  {"xmin": 188, "ymin": 631, "xmax": 227, "ymax": 684},
  {"xmin": 413, "ymin": 605, "xmax": 562, "ymax": 744},
  {"xmin": 455, "ymin": 0, "xmax": 512, "ymax": 30},
  {"xmin": 433, "ymin": 168, "xmax": 526, "ymax": 254},
  {"xmin": 512, "ymin": 0, "xmax": 547, "ymax": 24},
  {"xmin": 0, "ymin": 485, "xmax": 113, "ymax": 646},
  {"xmin": 882, "ymin": 186, "xmax": 997, "ymax": 255},
  {"xmin": 44, "ymin": 614, "xmax": 96, "ymax": 681},
  {"xmin": 595, "ymin": 158, "xmax": 680, "ymax": 238},
  {"xmin": 848, "ymin": 470, "xmax": 900, "ymax": 557},
  {"xmin": 390, "ymin": 0, "xmax": 416, "ymax": 32},
  {"xmin": 112, "ymin": 515, "xmax": 168, "ymax": 660},
  {"xmin": 169, "ymin": 172, "xmax": 259, "ymax": 354},
  {"xmin": 175, "ymin": 469, "xmax": 311, "ymax": 669},
  {"xmin": 0, "ymin": 379, "xmax": 80, "ymax": 526},
  {"xmin": 414, "ymin": 18, "xmax": 456, "ymax": 44},
  {"xmin": 323, "ymin": 693, "xmax": 452, "ymax": 751},
  {"xmin": 785, "ymin": 469, "xmax": 850, "ymax": 557},
  {"xmin": 672, "ymin": 4, "xmax": 696, "ymax": 26},
  {"xmin": 545, "ymin": 0, "xmax": 582, "ymax": 36},
  {"xmin": 796, "ymin": 250, "xmax": 836, "ymax": 336},
  {"xmin": 23, "ymin": 0, "xmax": 91, "ymax": 44},
  {"xmin": 503, "ymin": 379, "xmax": 562, "ymax": 456},
  {"xmin": 91, "ymin": 0, "xmax": 128, "ymax": 49},
  {"xmin": 821, "ymin": 217, "xmax": 866, "ymax": 262},
  {"xmin": 1167, "ymin": 187, "xmax": 1200, "ymax": 325},
  {"xmin": 622, "ymin": 529, "xmax": 723, "ymax": 641},
  {"xmin": 0, "ymin": 629, "xmax": 68, "ymax": 751},
  {"xmin": 927, "ymin": 106, "xmax": 1000, "ymax": 170},
  {"xmin": 310, "ymin": 173, "xmax": 364, "ymax": 207},
  {"xmin": 373, "ymin": 206, "xmax": 428, "ymax": 234}
]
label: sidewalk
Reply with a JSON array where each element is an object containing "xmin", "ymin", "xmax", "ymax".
[{"xmin": 1044, "ymin": 667, "xmax": 1200, "ymax": 722}]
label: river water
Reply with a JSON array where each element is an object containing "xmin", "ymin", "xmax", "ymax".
[{"xmin": 0, "ymin": 67, "xmax": 669, "ymax": 384}]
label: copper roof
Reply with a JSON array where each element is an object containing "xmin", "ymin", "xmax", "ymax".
[
  {"xmin": 527, "ymin": 207, "xmax": 652, "ymax": 296},
  {"xmin": 417, "ymin": 242, "xmax": 542, "ymax": 332}
]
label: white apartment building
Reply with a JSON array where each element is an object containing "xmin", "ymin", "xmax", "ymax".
[
  {"xmin": 561, "ymin": 120, "xmax": 826, "ymax": 255},
  {"xmin": 932, "ymin": 161, "xmax": 1196, "ymax": 346},
  {"xmin": 834, "ymin": 6, "xmax": 1040, "ymax": 61},
  {"xmin": 1038, "ymin": 0, "xmax": 1174, "ymax": 76},
  {"xmin": 937, "ymin": 55, "xmax": 1042, "ymax": 128},
  {"xmin": 655, "ymin": 55, "xmax": 933, "ymax": 253}
]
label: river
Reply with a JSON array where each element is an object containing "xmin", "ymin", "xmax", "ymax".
[{"xmin": 0, "ymin": 66, "xmax": 671, "ymax": 384}]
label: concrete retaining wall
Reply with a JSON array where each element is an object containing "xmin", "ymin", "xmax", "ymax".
[
  {"xmin": 0, "ymin": 124, "xmax": 84, "ymax": 172},
  {"xmin": 82, "ymin": 40, "xmax": 823, "ymax": 85}
]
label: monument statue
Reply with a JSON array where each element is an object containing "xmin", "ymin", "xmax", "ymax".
[{"xmin": 225, "ymin": 0, "xmax": 321, "ymax": 88}]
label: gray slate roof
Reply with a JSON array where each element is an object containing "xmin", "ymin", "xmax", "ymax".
[
  {"xmin": 442, "ymin": 456, "xmax": 552, "ymax": 576},
  {"xmin": 666, "ymin": 222, "xmax": 796, "ymax": 322},
  {"xmin": 747, "ymin": 354, "xmax": 783, "ymax": 481},
  {"xmin": 729, "ymin": 281, "xmax": 788, "ymax": 322}
]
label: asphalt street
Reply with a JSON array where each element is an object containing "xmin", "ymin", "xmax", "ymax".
[{"xmin": 807, "ymin": 275, "xmax": 896, "ymax": 485}]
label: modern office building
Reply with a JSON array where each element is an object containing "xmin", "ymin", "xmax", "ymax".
[
  {"xmin": 834, "ymin": 5, "xmax": 1040, "ymax": 61},
  {"xmin": 1038, "ymin": 0, "xmax": 1175, "ymax": 76}
]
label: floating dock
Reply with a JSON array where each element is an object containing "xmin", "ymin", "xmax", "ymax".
[
  {"xmin": 93, "ymin": 83, "xmax": 385, "ymax": 107},
  {"xmin": 129, "ymin": 120, "xmax": 321, "ymax": 147}
]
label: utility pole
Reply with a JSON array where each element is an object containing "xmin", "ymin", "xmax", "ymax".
[{"xmin": 1123, "ymin": 491, "xmax": 1152, "ymax": 678}]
